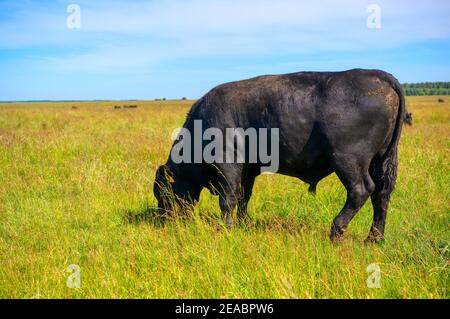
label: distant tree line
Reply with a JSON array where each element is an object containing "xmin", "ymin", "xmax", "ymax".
[{"xmin": 402, "ymin": 82, "xmax": 450, "ymax": 96}]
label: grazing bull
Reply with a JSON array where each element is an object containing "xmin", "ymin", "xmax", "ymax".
[{"xmin": 154, "ymin": 69, "xmax": 405, "ymax": 242}]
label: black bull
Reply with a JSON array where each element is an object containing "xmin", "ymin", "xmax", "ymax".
[{"xmin": 154, "ymin": 69, "xmax": 406, "ymax": 242}]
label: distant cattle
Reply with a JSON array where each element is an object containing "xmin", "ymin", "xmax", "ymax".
[
  {"xmin": 71, "ymin": 106, "xmax": 78, "ymax": 109},
  {"xmin": 115, "ymin": 105, "xmax": 138, "ymax": 109},
  {"xmin": 154, "ymin": 69, "xmax": 407, "ymax": 243},
  {"xmin": 438, "ymin": 98, "xmax": 444, "ymax": 103}
]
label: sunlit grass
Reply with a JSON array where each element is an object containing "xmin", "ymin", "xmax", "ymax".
[{"xmin": 0, "ymin": 97, "xmax": 448, "ymax": 298}]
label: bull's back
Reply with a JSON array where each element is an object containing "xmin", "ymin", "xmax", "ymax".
[{"xmin": 193, "ymin": 69, "xmax": 401, "ymax": 177}]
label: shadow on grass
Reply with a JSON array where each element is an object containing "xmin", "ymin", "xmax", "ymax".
[
  {"xmin": 237, "ymin": 216, "xmax": 307, "ymax": 235},
  {"xmin": 123, "ymin": 205, "xmax": 166, "ymax": 227},
  {"xmin": 124, "ymin": 206, "xmax": 307, "ymax": 235}
]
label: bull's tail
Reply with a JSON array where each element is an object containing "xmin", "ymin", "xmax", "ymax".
[{"xmin": 374, "ymin": 74, "xmax": 406, "ymax": 194}]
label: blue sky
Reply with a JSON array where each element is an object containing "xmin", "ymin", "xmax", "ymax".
[{"xmin": 0, "ymin": 0, "xmax": 449, "ymax": 101}]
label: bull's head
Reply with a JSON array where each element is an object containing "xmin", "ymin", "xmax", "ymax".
[{"xmin": 153, "ymin": 165, "xmax": 202, "ymax": 214}]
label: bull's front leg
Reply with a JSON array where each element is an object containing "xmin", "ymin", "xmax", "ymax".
[
  {"xmin": 236, "ymin": 173, "xmax": 256, "ymax": 223},
  {"xmin": 217, "ymin": 165, "xmax": 243, "ymax": 229},
  {"xmin": 219, "ymin": 192, "xmax": 238, "ymax": 229}
]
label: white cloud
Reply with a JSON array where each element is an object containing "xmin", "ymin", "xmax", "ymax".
[{"xmin": 0, "ymin": 0, "xmax": 449, "ymax": 74}]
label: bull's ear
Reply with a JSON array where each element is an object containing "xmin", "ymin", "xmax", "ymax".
[{"xmin": 163, "ymin": 165, "xmax": 175, "ymax": 183}]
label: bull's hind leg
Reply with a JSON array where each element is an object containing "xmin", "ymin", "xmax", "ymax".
[
  {"xmin": 366, "ymin": 152, "xmax": 398, "ymax": 243},
  {"xmin": 367, "ymin": 187, "xmax": 390, "ymax": 243},
  {"xmin": 330, "ymin": 159, "xmax": 375, "ymax": 241}
]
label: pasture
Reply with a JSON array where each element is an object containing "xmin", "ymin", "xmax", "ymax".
[{"xmin": 0, "ymin": 96, "xmax": 448, "ymax": 298}]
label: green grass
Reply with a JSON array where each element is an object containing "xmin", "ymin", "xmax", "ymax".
[{"xmin": 0, "ymin": 97, "xmax": 449, "ymax": 298}]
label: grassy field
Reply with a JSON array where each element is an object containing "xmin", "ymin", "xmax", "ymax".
[{"xmin": 0, "ymin": 96, "xmax": 448, "ymax": 298}]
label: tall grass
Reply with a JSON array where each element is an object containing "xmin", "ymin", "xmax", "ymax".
[{"xmin": 0, "ymin": 97, "xmax": 448, "ymax": 298}]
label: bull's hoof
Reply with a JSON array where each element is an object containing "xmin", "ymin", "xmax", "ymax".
[
  {"xmin": 365, "ymin": 228, "xmax": 384, "ymax": 244},
  {"xmin": 236, "ymin": 215, "xmax": 250, "ymax": 226},
  {"xmin": 216, "ymin": 221, "xmax": 232, "ymax": 233},
  {"xmin": 364, "ymin": 233, "xmax": 385, "ymax": 244},
  {"xmin": 222, "ymin": 212, "xmax": 232, "ymax": 230},
  {"xmin": 330, "ymin": 233, "xmax": 345, "ymax": 243},
  {"xmin": 330, "ymin": 224, "xmax": 346, "ymax": 242},
  {"xmin": 223, "ymin": 220, "xmax": 232, "ymax": 231}
]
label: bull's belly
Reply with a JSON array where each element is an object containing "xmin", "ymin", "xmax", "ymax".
[{"xmin": 277, "ymin": 151, "xmax": 333, "ymax": 185}]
